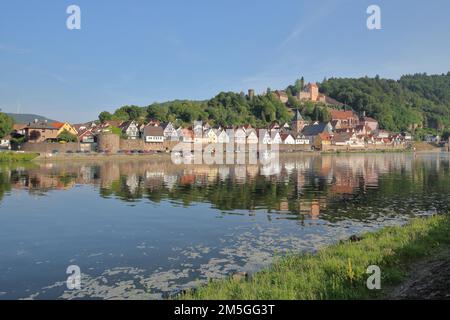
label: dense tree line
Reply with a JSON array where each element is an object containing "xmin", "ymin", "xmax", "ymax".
[
  {"xmin": 320, "ymin": 73, "xmax": 450, "ymax": 133},
  {"xmin": 98, "ymin": 73, "xmax": 450, "ymax": 133},
  {"xmin": 98, "ymin": 92, "xmax": 330, "ymax": 127}
]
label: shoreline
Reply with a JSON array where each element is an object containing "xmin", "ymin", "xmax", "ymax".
[
  {"xmin": 179, "ymin": 213, "xmax": 450, "ymax": 300},
  {"xmin": 29, "ymin": 149, "xmax": 438, "ymax": 162}
]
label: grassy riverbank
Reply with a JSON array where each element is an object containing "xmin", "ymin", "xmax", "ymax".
[
  {"xmin": 0, "ymin": 152, "xmax": 39, "ymax": 162},
  {"xmin": 181, "ymin": 214, "xmax": 450, "ymax": 300}
]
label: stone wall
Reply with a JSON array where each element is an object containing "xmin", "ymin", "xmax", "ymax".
[
  {"xmin": 20, "ymin": 142, "xmax": 95, "ymax": 153},
  {"xmin": 321, "ymin": 144, "xmax": 408, "ymax": 152}
]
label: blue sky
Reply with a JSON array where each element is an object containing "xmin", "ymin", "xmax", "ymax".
[{"xmin": 1, "ymin": 0, "xmax": 449, "ymax": 123}]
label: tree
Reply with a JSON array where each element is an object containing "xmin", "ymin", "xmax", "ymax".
[
  {"xmin": 114, "ymin": 105, "xmax": 144, "ymax": 121},
  {"xmin": 29, "ymin": 130, "xmax": 41, "ymax": 142},
  {"xmin": 99, "ymin": 111, "xmax": 113, "ymax": 123},
  {"xmin": 58, "ymin": 130, "xmax": 78, "ymax": 143},
  {"xmin": 0, "ymin": 112, "xmax": 13, "ymax": 139}
]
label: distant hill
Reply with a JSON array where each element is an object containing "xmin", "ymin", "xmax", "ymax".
[{"xmin": 6, "ymin": 113, "xmax": 58, "ymax": 124}]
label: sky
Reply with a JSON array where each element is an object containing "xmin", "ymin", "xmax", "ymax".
[{"xmin": 0, "ymin": 0, "xmax": 449, "ymax": 123}]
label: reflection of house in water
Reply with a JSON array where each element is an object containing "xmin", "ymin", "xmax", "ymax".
[
  {"xmin": 218, "ymin": 167, "xmax": 230, "ymax": 181},
  {"xmin": 100, "ymin": 162, "xmax": 120, "ymax": 188},
  {"xmin": 233, "ymin": 166, "xmax": 247, "ymax": 182},
  {"xmin": 163, "ymin": 174, "xmax": 178, "ymax": 190},
  {"xmin": 180, "ymin": 174, "xmax": 195, "ymax": 185},
  {"xmin": 126, "ymin": 174, "xmax": 139, "ymax": 194},
  {"xmin": 246, "ymin": 165, "xmax": 259, "ymax": 179}
]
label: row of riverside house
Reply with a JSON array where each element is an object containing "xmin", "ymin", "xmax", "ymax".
[
  {"xmin": 8, "ymin": 107, "xmax": 412, "ymax": 152},
  {"xmin": 77, "ymin": 108, "xmax": 411, "ymax": 151}
]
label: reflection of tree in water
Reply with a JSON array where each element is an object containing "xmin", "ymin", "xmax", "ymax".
[{"xmin": 1, "ymin": 154, "xmax": 449, "ymax": 222}]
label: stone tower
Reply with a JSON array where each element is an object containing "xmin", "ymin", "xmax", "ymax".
[{"xmin": 291, "ymin": 109, "xmax": 306, "ymax": 133}]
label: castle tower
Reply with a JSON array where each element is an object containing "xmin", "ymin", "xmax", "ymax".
[
  {"xmin": 248, "ymin": 89, "xmax": 255, "ymax": 100},
  {"xmin": 292, "ymin": 109, "xmax": 306, "ymax": 133},
  {"xmin": 309, "ymin": 83, "xmax": 319, "ymax": 101}
]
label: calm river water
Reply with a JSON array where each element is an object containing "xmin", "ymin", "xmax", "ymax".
[{"xmin": 0, "ymin": 153, "xmax": 449, "ymax": 299}]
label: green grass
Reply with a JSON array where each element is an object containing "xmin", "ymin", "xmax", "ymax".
[
  {"xmin": 0, "ymin": 152, "xmax": 39, "ymax": 162},
  {"xmin": 180, "ymin": 214, "xmax": 450, "ymax": 300}
]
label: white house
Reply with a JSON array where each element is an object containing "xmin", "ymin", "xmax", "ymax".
[
  {"xmin": 246, "ymin": 130, "xmax": 259, "ymax": 144},
  {"xmin": 271, "ymin": 131, "xmax": 282, "ymax": 144},
  {"xmin": 162, "ymin": 122, "xmax": 178, "ymax": 141},
  {"xmin": 235, "ymin": 127, "xmax": 247, "ymax": 144},
  {"xmin": 281, "ymin": 133, "xmax": 295, "ymax": 144},
  {"xmin": 295, "ymin": 134, "xmax": 310, "ymax": 145},
  {"xmin": 257, "ymin": 129, "xmax": 272, "ymax": 145},
  {"xmin": 120, "ymin": 120, "xmax": 140, "ymax": 140},
  {"xmin": 217, "ymin": 129, "xmax": 230, "ymax": 144},
  {"xmin": 204, "ymin": 129, "xmax": 218, "ymax": 143},
  {"xmin": 144, "ymin": 125, "xmax": 164, "ymax": 143}
]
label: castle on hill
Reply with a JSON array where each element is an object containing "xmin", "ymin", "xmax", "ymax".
[{"xmin": 271, "ymin": 81, "xmax": 344, "ymax": 107}]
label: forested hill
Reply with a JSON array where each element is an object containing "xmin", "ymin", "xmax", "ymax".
[
  {"xmin": 319, "ymin": 72, "xmax": 450, "ymax": 132},
  {"xmin": 98, "ymin": 72, "xmax": 450, "ymax": 135}
]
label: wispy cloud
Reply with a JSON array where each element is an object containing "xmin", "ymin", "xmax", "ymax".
[
  {"xmin": 242, "ymin": 0, "xmax": 340, "ymax": 90},
  {"xmin": 279, "ymin": 0, "xmax": 339, "ymax": 49}
]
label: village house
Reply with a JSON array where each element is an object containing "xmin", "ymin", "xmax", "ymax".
[
  {"xmin": 315, "ymin": 132, "xmax": 332, "ymax": 150},
  {"xmin": 193, "ymin": 121, "xmax": 203, "ymax": 134},
  {"xmin": 271, "ymin": 131, "xmax": 283, "ymax": 144},
  {"xmin": 281, "ymin": 133, "xmax": 295, "ymax": 144},
  {"xmin": 360, "ymin": 116, "xmax": 379, "ymax": 132},
  {"xmin": 216, "ymin": 129, "xmax": 230, "ymax": 144},
  {"xmin": 332, "ymin": 132, "xmax": 365, "ymax": 147},
  {"xmin": 143, "ymin": 125, "xmax": 164, "ymax": 143},
  {"xmin": 77, "ymin": 129, "xmax": 96, "ymax": 143},
  {"xmin": 120, "ymin": 120, "xmax": 140, "ymax": 140},
  {"xmin": 51, "ymin": 122, "xmax": 78, "ymax": 136},
  {"xmin": 329, "ymin": 109, "xmax": 360, "ymax": 128},
  {"xmin": 24, "ymin": 121, "xmax": 60, "ymax": 143},
  {"xmin": 12, "ymin": 124, "xmax": 27, "ymax": 136},
  {"xmin": 302, "ymin": 122, "xmax": 333, "ymax": 146},
  {"xmin": 204, "ymin": 128, "xmax": 218, "ymax": 144},
  {"xmin": 234, "ymin": 127, "xmax": 247, "ymax": 144},
  {"xmin": 295, "ymin": 133, "xmax": 310, "ymax": 145},
  {"xmin": 246, "ymin": 130, "xmax": 259, "ymax": 144},
  {"xmin": 161, "ymin": 122, "xmax": 178, "ymax": 141},
  {"xmin": 257, "ymin": 129, "xmax": 272, "ymax": 145},
  {"xmin": 179, "ymin": 128, "xmax": 194, "ymax": 143}
]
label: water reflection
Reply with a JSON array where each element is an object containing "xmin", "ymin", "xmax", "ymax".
[{"xmin": 0, "ymin": 153, "xmax": 449, "ymax": 299}]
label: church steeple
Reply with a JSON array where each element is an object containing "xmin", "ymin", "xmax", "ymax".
[{"xmin": 292, "ymin": 109, "xmax": 306, "ymax": 133}]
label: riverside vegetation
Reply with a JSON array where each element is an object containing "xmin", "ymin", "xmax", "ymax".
[
  {"xmin": 181, "ymin": 214, "xmax": 450, "ymax": 300},
  {"xmin": 0, "ymin": 152, "xmax": 39, "ymax": 162}
]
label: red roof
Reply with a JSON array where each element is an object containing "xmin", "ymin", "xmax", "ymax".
[
  {"xmin": 51, "ymin": 122, "xmax": 65, "ymax": 129},
  {"xmin": 329, "ymin": 109, "xmax": 358, "ymax": 120}
]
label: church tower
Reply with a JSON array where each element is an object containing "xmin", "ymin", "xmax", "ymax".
[{"xmin": 292, "ymin": 109, "xmax": 306, "ymax": 133}]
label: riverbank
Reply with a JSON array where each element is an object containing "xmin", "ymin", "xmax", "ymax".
[
  {"xmin": 180, "ymin": 214, "xmax": 450, "ymax": 300},
  {"xmin": 32, "ymin": 148, "xmax": 427, "ymax": 162},
  {"xmin": 0, "ymin": 152, "xmax": 39, "ymax": 162}
]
